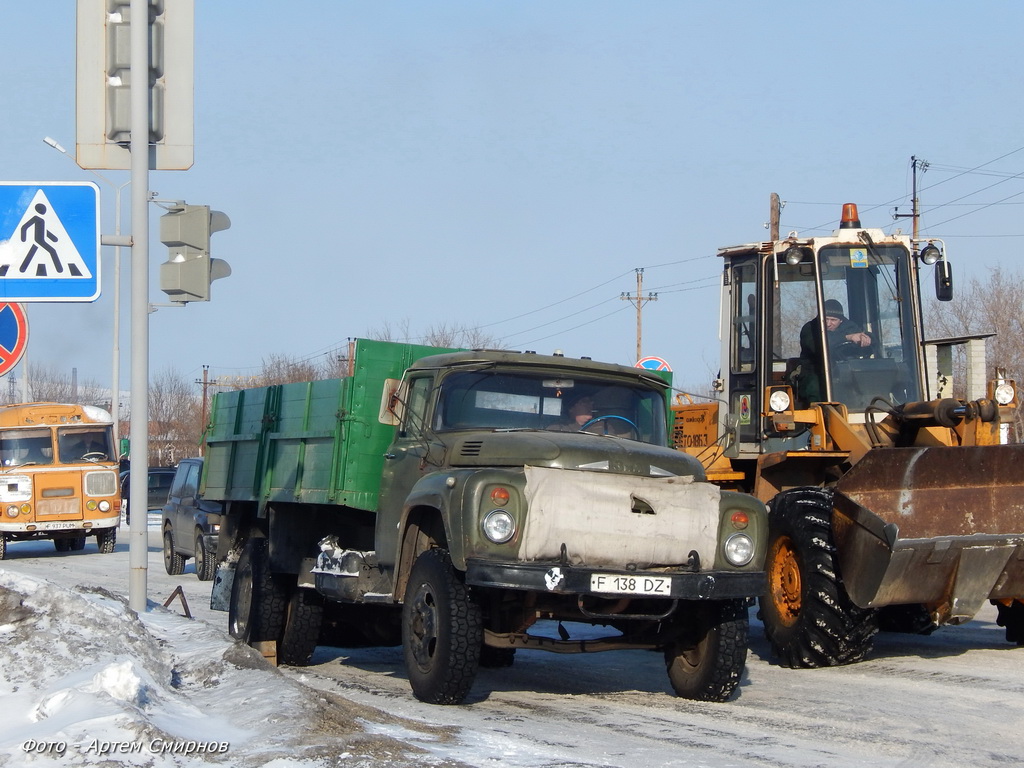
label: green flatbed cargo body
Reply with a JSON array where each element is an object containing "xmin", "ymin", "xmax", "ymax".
[
  {"xmin": 204, "ymin": 339, "xmax": 454, "ymax": 512},
  {"xmin": 207, "ymin": 339, "xmax": 769, "ymax": 705}
]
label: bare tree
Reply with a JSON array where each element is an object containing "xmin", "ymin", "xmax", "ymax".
[
  {"xmin": 0, "ymin": 363, "xmax": 109, "ymax": 410},
  {"xmin": 367, "ymin": 318, "xmax": 496, "ymax": 350},
  {"xmin": 148, "ymin": 368, "xmax": 203, "ymax": 466},
  {"xmin": 928, "ymin": 265, "xmax": 1024, "ymax": 441}
]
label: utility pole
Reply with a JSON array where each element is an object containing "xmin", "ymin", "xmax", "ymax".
[
  {"xmin": 894, "ymin": 155, "xmax": 928, "ymax": 253},
  {"xmin": 620, "ymin": 268, "xmax": 658, "ymax": 363}
]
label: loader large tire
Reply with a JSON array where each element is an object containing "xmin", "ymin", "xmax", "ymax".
[
  {"xmin": 759, "ymin": 487, "xmax": 878, "ymax": 668},
  {"xmin": 995, "ymin": 600, "xmax": 1024, "ymax": 645}
]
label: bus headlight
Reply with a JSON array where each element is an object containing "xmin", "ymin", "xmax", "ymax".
[
  {"xmin": 482, "ymin": 509, "xmax": 516, "ymax": 544},
  {"xmin": 724, "ymin": 533, "xmax": 754, "ymax": 566},
  {"xmin": 6, "ymin": 505, "xmax": 19, "ymax": 518}
]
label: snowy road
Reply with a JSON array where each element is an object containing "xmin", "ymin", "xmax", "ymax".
[{"xmin": 2, "ymin": 515, "xmax": 1022, "ymax": 768}]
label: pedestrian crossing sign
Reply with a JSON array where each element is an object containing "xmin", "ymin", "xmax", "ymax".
[{"xmin": 0, "ymin": 182, "xmax": 100, "ymax": 301}]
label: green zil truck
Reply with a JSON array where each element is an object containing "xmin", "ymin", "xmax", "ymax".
[{"xmin": 205, "ymin": 339, "xmax": 767, "ymax": 704}]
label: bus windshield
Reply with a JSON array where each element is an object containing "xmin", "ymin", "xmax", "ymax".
[{"xmin": 0, "ymin": 428, "xmax": 54, "ymax": 466}]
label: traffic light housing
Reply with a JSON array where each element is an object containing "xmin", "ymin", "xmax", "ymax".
[{"xmin": 159, "ymin": 204, "xmax": 231, "ymax": 303}]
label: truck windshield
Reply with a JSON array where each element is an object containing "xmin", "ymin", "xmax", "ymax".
[{"xmin": 433, "ymin": 370, "xmax": 668, "ymax": 445}]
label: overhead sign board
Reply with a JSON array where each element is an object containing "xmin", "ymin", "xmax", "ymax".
[
  {"xmin": 636, "ymin": 356, "xmax": 672, "ymax": 372},
  {"xmin": 0, "ymin": 182, "xmax": 100, "ymax": 302},
  {"xmin": 0, "ymin": 302, "xmax": 29, "ymax": 376}
]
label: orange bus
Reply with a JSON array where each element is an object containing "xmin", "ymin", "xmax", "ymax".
[{"xmin": 0, "ymin": 402, "xmax": 120, "ymax": 559}]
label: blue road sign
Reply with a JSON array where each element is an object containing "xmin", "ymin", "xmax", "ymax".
[{"xmin": 0, "ymin": 182, "xmax": 100, "ymax": 302}]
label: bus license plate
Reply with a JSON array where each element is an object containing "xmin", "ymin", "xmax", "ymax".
[{"xmin": 590, "ymin": 573, "xmax": 672, "ymax": 596}]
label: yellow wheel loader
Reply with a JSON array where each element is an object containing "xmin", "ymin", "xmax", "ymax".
[{"xmin": 673, "ymin": 201, "xmax": 1023, "ymax": 667}]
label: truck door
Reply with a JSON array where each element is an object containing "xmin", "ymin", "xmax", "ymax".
[{"xmin": 376, "ymin": 374, "xmax": 435, "ymax": 568}]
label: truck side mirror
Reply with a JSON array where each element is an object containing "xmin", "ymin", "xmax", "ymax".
[
  {"xmin": 935, "ymin": 260, "xmax": 953, "ymax": 301},
  {"xmin": 378, "ymin": 378, "xmax": 404, "ymax": 425}
]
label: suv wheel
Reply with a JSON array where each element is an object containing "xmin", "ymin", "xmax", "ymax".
[
  {"xmin": 194, "ymin": 530, "xmax": 215, "ymax": 581},
  {"xmin": 163, "ymin": 527, "xmax": 185, "ymax": 575}
]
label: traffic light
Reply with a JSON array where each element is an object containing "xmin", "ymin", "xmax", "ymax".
[{"xmin": 159, "ymin": 204, "xmax": 231, "ymax": 303}]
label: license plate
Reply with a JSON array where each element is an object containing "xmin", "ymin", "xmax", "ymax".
[
  {"xmin": 41, "ymin": 521, "xmax": 80, "ymax": 531},
  {"xmin": 590, "ymin": 573, "xmax": 672, "ymax": 596}
]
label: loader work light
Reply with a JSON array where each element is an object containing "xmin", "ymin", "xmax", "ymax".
[{"xmin": 919, "ymin": 243, "xmax": 942, "ymax": 265}]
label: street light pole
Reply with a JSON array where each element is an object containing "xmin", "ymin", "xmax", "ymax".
[{"xmin": 43, "ymin": 137, "xmax": 128, "ymax": 446}]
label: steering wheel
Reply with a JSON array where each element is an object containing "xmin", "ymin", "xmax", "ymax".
[
  {"xmin": 580, "ymin": 415, "xmax": 639, "ymax": 438},
  {"xmin": 81, "ymin": 451, "xmax": 108, "ymax": 461},
  {"xmin": 833, "ymin": 340, "xmax": 874, "ymax": 360}
]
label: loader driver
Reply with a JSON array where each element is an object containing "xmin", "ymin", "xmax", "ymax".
[{"xmin": 797, "ymin": 299, "xmax": 872, "ymax": 405}]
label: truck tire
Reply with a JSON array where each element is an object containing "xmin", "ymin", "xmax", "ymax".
[
  {"xmin": 0, "ymin": 535, "xmax": 6, "ymax": 560},
  {"xmin": 760, "ymin": 487, "xmax": 878, "ymax": 667},
  {"xmin": 278, "ymin": 587, "xmax": 324, "ymax": 666},
  {"xmin": 402, "ymin": 547, "xmax": 482, "ymax": 704},
  {"xmin": 69, "ymin": 536, "xmax": 87, "ymax": 551},
  {"xmin": 664, "ymin": 599, "xmax": 748, "ymax": 702},
  {"xmin": 96, "ymin": 527, "xmax": 116, "ymax": 555},
  {"xmin": 54, "ymin": 538, "xmax": 72, "ymax": 552},
  {"xmin": 163, "ymin": 528, "xmax": 185, "ymax": 575},
  {"xmin": 995, "ymin": 601, "xmax": 1024, "ymax": 645},
  {"xmin": 229, "ymin": 536, "xmax": 288, "ymax": 644},
  {"xmin": 194, "ymin": 531, "xmax": 215, "ymax": 581}
]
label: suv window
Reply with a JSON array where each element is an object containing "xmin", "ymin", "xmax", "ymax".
[{"xmin": 170, "ymin": 460, "xmax": 201, "ymax": 499}]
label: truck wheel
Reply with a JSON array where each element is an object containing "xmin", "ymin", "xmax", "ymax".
[
  {"xmin": 0, "ymin": 534, "xmax": 6, "ymax": 560},
  {"xmin": 163, "ymin": 528, "xmax": 185, "ymax": 575},
  {"xmin": 664, "ymin": 599, "xmax": 748, "ymax": 702},
  {"xmin": 96, "ymin": 527, "xmax": 116, "ymax": 554},
  {"xmin": 69, "ymin": 536, "xmax": 87, "ymax": 551},
  {"xmin": 54, "ymin": 538, "xmax": 72, "ymax": 552},
  {"xmin": 278, "ymin": 587, "xmax": 324, "ymax": 666},
  {"xmin": 402, "ymin": 547, "xmax": 482, "ymax": 704},
  {"xmin": 229, "ymin": 536, "xmax": 288, "ymax": 643},
  {"xmin": 194, "ymin": 531, "xmax": 215, "ymax": 581},
  {"xmin": 995, "ymin": 601, "xmax": 1024, "ymax": 645},
  {"xmin": 760, "ymin": 487, "xmax": 878, "ymax": 667}
]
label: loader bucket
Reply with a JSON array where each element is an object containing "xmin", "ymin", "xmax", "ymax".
[{"xmin": 830, "ymin": 445, "xmax": 1024, "ymax": 624}]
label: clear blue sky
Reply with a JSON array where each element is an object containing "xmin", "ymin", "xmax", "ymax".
[{"xmin": 1, "ymin": 2, "xmax": 1022, "ymax": 395}]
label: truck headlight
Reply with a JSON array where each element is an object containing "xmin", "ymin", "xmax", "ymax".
[
  {"xmin": 482, "ymin": 509, "xmax": 516, "ymax": 544},
  {"xmin": 724, "ymin": 533, "xmax": 754, "ymax": 566}
]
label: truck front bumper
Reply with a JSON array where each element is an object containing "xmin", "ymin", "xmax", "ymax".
[{"xmin": 466, "ymin": 559, "xmax": 765, "ymax": 601}]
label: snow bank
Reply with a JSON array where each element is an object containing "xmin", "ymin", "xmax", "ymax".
[{"xmin": 0, "ymin": 571, "xmax": 424, "ymax": 767}]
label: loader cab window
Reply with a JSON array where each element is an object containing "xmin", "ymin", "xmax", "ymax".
[
  {"xmin": 731, "ymin": 264, "xmax": 758, "ymax": 374},
  {"xmin": 775, "ymin": 244, "xmax": 923, "ymax": 411}
]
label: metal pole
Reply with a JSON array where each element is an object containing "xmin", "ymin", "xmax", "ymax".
[
  {"xmin": 127, "ymin": 0, "xmax": 150, "ymax": 613},
  {"xmin": 111, "ymin": 184, "xmax": 124, "ymax": 446}
]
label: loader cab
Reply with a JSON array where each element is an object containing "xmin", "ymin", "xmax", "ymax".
[{"xmin": 720, "ymin": 205, "xmax": 929, "ymax": 451}]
